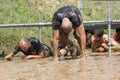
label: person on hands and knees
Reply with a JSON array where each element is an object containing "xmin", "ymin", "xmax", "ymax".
[
  {"xmin": 91, "ymin": 30, "xmax": 120, "ymax": 52},
  {"xmin": 51, "ymin": 6, "xmax": 86, "ymax": 61}
]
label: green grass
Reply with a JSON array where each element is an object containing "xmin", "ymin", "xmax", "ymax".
[{"xmin": 0, "ymin": 0, "xmax": 119, "ymax": 54}]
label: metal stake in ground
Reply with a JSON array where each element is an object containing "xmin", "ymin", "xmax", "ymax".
[{"xmin": 107, "ymin": 6, "xmax": 112, "ymax": 67}]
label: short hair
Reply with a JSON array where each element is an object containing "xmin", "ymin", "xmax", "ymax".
[
  {"xmin": 94, "ymin": 30, "xmax": 104, "ymax": 37},
  {"xmin": 61, "ymin": 18, "xmax": 72, "ymax": 33},
  {"xmin": 19, "ymin": 38, "xmax": 30, "ymax": 45}
]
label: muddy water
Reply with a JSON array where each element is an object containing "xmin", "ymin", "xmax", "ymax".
[{"xmin": 0, "ymin": 52, "xmax": 120, "ymax": 80}]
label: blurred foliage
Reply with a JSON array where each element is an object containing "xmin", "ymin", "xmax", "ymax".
[{"xmin": 0, "ymin": 0, "xmax": 119, "ymax": 53}]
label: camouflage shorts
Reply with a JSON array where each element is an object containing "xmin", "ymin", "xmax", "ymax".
[{"xmin": 42, "ymin": 44, "xmax": 53, "ymax": 57}]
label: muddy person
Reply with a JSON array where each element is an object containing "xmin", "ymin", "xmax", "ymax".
[
  {"xmin": 91, "ymin": 30, "xmax": 120, "ymax": 52},
  {"xmin": 113, "ymin": 28, "xmax": 120, "ymax": 43},
  {"xmin": 51, "ymin": 6, "xmax": 86, "ymax": 61},
  {"xmin": 51, "ymin": 38, "xmax": 80, "ymax": 61},
  {"xmin": 5, "ymin": 37, "xmax": 53, "ymax": 61}
]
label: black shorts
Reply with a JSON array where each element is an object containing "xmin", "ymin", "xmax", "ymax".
[{"xmin": 52, "ymin": 6, "xmax": 83, "ymax": 30}]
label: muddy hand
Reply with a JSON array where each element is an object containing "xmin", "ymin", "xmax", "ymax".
[{"xmin": 5, "ymin": 56, "xmax": 12, "ymax": 61}]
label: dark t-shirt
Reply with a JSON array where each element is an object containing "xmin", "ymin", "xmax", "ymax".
[
  {"xmin": 13, "ymin": 37, "xmax": 44, "ymax": 56},
  {"xmin": 52, "ymin": 6, "xmax": 83, "ymax": 30}
]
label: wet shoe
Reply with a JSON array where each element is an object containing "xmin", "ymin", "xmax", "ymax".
[
  {"xmin": 49, "ymin": 57, "xmax": 69, "ymax": 61},
  {"xmin": 58, "ymin": 57, "xmax": 67, "ymax": 61}
]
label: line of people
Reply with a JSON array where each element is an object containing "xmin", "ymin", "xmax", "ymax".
[
  {"xmin": 5, "ymin": 6, "xmax": 86, "ymax": 61},
  {"xmin": 5, "ymin": 37, "xmax": 80, "ymax": 61},
  {"xmin": 4, "ymin": 5, "xmax": 119, "ymax": 62}
]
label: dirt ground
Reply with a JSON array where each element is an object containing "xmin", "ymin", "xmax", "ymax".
[{"xmin": 0, "ymin": 49, "xmax": 120, "ymax": 80}]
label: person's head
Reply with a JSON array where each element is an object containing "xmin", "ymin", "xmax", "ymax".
[
  {"xmin": 19, "ymin": 38, "xmax": 31, "ymax": 52},
  {"xmin": 61, "ymin": 17, "xmax": 72, "ymax": 34},
  {"xmin": 94, "ymin": 30, "xmax": 104, "ymax": 41},
  {"xmin": 116, "ymin": 28, "xmax": 120, "ymax": 34}
]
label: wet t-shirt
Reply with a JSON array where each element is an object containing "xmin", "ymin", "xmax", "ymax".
[
  {"xmin": 52, "ymin": 6, "xmax": 83, "ymax": 30},
  {"xmin": 13, "ymin": 37, "xmax": 44, "ymax": 56}
]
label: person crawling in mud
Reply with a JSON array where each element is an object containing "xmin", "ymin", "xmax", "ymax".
[
  {"xmin": 51, "ymin": 6, "xmax": 86, "ymax": 61},
  {"xmin": 5, "ymin": 37, "xmax": 53, "ymax": 61},
  {"xmin": 91, "ymin": 30, "xmax": 120, "ymax": 52},
  {"xmin": 113, "ymin": 28, "xmax": 120, "ymax": 43},
  {"xmin": 51, "ymin": 38, "xmax": 80, "ymax": 61}
]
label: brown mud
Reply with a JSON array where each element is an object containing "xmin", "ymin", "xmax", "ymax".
[{"xmin": 0, "ymin": 50, "xmax": 120, "ymax": 80}]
